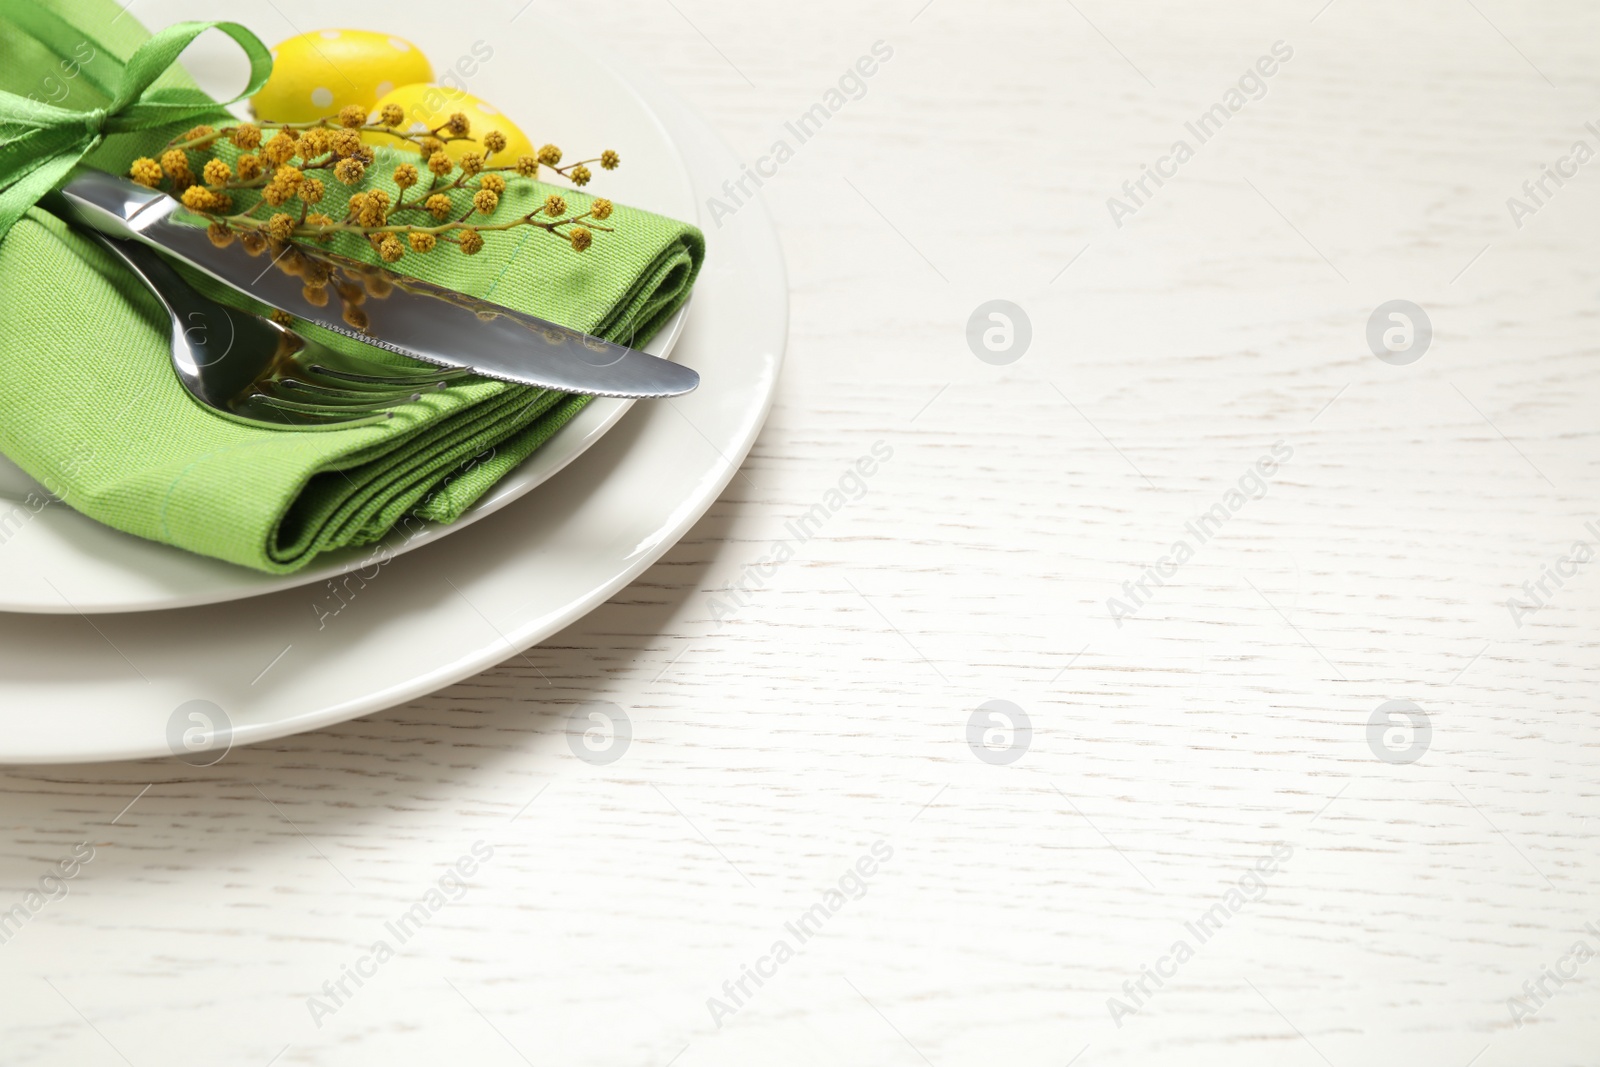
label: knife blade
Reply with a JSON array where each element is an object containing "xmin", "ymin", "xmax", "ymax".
[{"xmin": 44, "ymin": 171, "xmax": 699, "ymax": 399}]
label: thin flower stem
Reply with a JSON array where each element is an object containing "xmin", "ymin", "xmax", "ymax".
[
  {"xmin": 166, "ymin": 119, "xmax": 473, "ymax": 154},
  {"xmin": 220, "ymin": 212, "xmax": 613, "ymax": 241},
  {"xmin": 140, "ymin": 113, "xmax": 619, "ymax": 267}
]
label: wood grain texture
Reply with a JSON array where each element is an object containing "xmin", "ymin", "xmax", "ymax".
[{"xmin": 3, "ymin": 0, "xmax": 1600, "ymax": 1064}]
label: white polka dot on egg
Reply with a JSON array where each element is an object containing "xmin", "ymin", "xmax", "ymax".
[
  {"xmin": 319, "ymin": 29, "xmax": 340, "ymax": 39},
  {"xmin": 480, "ymin": 104, "xmax": 499, "ymax": 115},
  {"xmin": 311, "ymin": 87, "xmax": 334, "ymax": 108},
  {"xmin": 388, "ymin": 38, "xmax": 410, "ymax": 51},
  {"xmin": 375, "ymin": 81, "xmax": 393, "ymax": 97}
]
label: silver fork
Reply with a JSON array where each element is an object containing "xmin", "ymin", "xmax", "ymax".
[{"xmin": 91, "ymin": 232, "xmax": 471, "ymax": 430}]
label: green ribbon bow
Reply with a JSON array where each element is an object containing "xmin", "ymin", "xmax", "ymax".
[{"xmin": 0, "ymin": 17, "xmax": 271, "ymax": 241}]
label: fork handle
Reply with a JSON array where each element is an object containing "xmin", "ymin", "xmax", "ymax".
[
  {"xmin": 91, "ymin": 232, "xmax": 215, "ymax": 331},
  {"xmin": 90, "ymin": 232, "xmax": 281, "ymax": 406}
]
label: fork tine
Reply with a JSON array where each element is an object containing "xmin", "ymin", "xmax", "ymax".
[
  {"xmin": 291, "ymin": 369, "xmax": 453, "ymax": 396},
  {"xmin": 306, "ymin": 363, "xmax": 471, "ymax": 388},
  {"xmin": 249, "ymin": 392, "xmax": 415, "ymax": 417},
  {"xmin": 270, "ymin": 379, "xmax": 427, "ymax": 407},
  {"xmin": 232, "ymin": 397, "xmax": 395, "ymax": 430}
]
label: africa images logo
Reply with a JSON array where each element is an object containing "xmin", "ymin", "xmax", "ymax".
[
  {"xmin": 1106, "ymin": 41, "xmax": 1294, "ymax": 228},
  {"xmin": 705, "ymin": 841, "xmax": 894, "ymax": 1027}
]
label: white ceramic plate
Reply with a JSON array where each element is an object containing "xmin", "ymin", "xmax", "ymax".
[
  {"xmin": 0, "ymin": 6, "xmax": 695, "ymax": 614},
  {"xmin": 0, "ymin": 44, "xmax": 785, "ymax": 764}
]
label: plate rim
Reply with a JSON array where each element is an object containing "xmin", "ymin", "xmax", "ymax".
[{"xmin": 0, "ymin": 54, "xmax": 787, "ymax": 764}]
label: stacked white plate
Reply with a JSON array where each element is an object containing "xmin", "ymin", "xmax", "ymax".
[{"xmin": 0, "ymin": 14, "xmax": 785, "ymax": 762}]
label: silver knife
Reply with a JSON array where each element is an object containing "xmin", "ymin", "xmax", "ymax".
[{"xmin": 43, "ymin": 170, "xmax": 699, "ymax": 399}]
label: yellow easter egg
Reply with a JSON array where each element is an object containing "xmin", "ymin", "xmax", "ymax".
[
  {"xmin": 252, "ymin": 30, "xmax": 431, "ymax": 123},
  {"xmin": 363, "ymin": 83, "xmax": 536, "ymax": 164}
]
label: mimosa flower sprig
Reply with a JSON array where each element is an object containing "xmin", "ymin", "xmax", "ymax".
[{"xmin": 127, "ymin": 104, "xmax": 621, "ymax": 263}]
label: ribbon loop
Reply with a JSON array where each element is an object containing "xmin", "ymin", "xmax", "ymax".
[{"xmin": 0, "ymin": 19, "xmax": 271, "ymax": 242}]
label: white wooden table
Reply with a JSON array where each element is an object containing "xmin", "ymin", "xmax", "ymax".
[{"xmin": 4, "ymin": 0, "xmax": 1599, "ymax": 1063}]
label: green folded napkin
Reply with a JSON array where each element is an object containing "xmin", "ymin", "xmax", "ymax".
[{"xmin": 0, "ymin": 0, "xmax": 702, "ymax": 573}]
